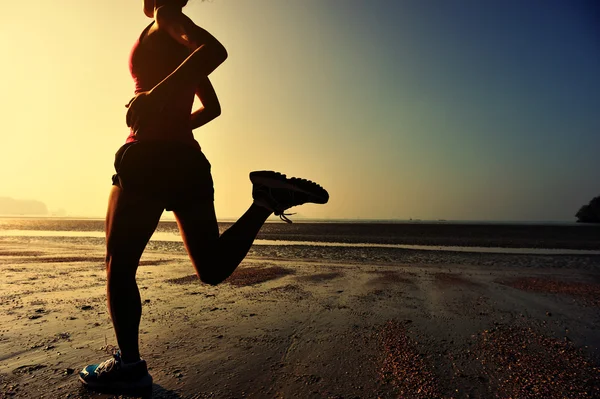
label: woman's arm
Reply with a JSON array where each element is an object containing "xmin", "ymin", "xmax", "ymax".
[
  {"xmin": 126, "ymin": 8, "xmax": 227, "ymax": 130},
  {"xmin": 190, "ymin": 77, "xmax": 221, "ymax": 130},
  {"xmin": 155, "ymin": 5, "xmax": 227, "ymax": 79},
  {"xmin": 155, "ymin": 6, "xmax": 226, "ymax": 53}
]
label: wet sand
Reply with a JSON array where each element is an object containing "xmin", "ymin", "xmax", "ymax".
[
  {"xmin": 2, "ymin": 219, "xmax": 599, "ymax": 249},
  {"xmin": 1, "ymin": 236, "xmax": 599, "ymax": 398}
]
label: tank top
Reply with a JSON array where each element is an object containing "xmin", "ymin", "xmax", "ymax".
[{"xmin": 127, "ymin": 22, "xmax": 200, "ymax": 150}]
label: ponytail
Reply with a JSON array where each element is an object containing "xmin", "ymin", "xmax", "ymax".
[{"xmin": 155, "ymin": 0, "xmax": 189, "ymax": 8}]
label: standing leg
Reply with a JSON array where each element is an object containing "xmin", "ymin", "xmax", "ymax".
[{"xmin": 105, "ymin": 185, "xmax": 164, "ymax": 363}]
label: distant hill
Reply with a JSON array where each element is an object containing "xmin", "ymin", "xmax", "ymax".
[
  {"xmin": 0, "ymin": 197, "xmax": 48, "ymax": 216},
  {"xmin": 576, "ymin": 196, "xmax": 600, "ymax": 223}
]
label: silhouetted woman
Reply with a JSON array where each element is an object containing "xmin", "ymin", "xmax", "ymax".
[{"xmin": 79, "ymin": 0, "xmax": 328, "ymax": 393}]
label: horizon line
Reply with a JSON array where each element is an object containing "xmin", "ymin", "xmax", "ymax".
[{"xmin": 0, "ymin": 214, "xmax": 585, "ymax": 224}]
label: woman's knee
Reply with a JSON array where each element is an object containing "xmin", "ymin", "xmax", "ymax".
[
  {"xmin": 189, "ymin": 257, "xmax": 223, "ymax": 286},
  {"xmin": 105, "ymin": 252, "xmax": 139, "ymax": 281},
  {"xmin": 198, "ymin": 272, "xmax": 224, "ymax": 286}
]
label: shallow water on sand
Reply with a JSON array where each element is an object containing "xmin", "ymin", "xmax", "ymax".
[{"xmin": 1, "ymin": 228, "xmax": 600, "ymax": 256}]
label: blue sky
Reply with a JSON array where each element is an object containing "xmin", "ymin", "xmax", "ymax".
[
  {"xmin": 313, "ymin": 0, "xmax": 600, "ymax": 220},
  {"xmin": 1, "ymin": 0, "xmax": 598, "ymax": 220}
]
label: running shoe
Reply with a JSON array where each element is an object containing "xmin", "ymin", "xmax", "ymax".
[
  {"xmin": 79, "ymin": 351, "xmax": 153, "ymax": 395},
  {"xmin": 250, "ymin": 171, "xmax": 329, "ymax": 223}
]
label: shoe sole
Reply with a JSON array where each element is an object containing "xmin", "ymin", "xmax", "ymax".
[
  {"xmin": 250, "ymin": 171, "xmax": 329, "ymax": 204},
  {"xmin": 79, "ymin": 374, "xmax": 153, "ymax": 396}
]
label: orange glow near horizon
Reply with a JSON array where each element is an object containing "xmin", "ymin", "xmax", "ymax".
[{"xmin": 2, "ymin": 1, "xmax": 598, "ymax": 222}]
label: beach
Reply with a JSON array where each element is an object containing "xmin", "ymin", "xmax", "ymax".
[{"xmin": 0, "ymin": 220, "xmax": 599, "ymax": 398}]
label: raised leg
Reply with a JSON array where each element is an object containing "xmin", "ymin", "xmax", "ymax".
[{"xmin": 174, "ymin": 201, "xmax": 271, "ymax": 285}]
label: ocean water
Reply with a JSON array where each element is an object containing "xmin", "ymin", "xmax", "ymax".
[{"xmin": 1, "ymin": 217, "xmax": 599, "ymax": 256}]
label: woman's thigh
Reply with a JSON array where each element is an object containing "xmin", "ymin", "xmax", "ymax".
[
  {"xmin": 105, "ymin": 185, "xmax": 165, "ymax": 265},
  {"xmin": 173, "ymin": 201, "xmax": 220, "ymax": 268}
]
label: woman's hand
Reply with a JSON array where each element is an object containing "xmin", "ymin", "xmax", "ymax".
[{"xmin": 125, "ymin": 90, "xmax": 165, "ymax": 134}]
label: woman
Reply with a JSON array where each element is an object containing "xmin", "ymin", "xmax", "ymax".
[{"xmin": 79, "ymin": 0, "xmax": 328, "ymax": 393}]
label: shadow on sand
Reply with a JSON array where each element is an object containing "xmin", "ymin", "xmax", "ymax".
[
  {"xmin": 149, "ymin": 384, "xmax": 184, "ymax": 399},
  {"xmin": 78, "ymin": 383, "xmax": 183, "ymax": 399}
]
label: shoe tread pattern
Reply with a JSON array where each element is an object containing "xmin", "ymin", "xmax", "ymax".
[{"xmin": 250, "ymin": 170, "xmax": 329, "ymax": 203}]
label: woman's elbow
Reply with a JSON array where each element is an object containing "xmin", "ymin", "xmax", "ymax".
[
  {"xmin": 203, "ymin": 105, "xmax": 221, "ymax": 124},
  {"xmin": 213, "ymin": 44, "xmax": 228, "ymax": 66},
  {"xmin": 206, "ymin": 101, "xmax": 221, "ymax": 118},
  {"xmin": 201, "ymin": 45, "xmax": 228, "ymax": 75}
]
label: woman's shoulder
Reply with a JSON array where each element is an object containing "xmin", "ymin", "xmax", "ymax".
[
  {"xmin": 154, "ymin": 6, "xmax": 203, "ymax": 50},
  {"xmin": 154, "ymin": 6, "xmax": 188, "ymax": 35},
  {"xmin": 139, "ymin": 17, "xmax": 187, "ymax": 53}
]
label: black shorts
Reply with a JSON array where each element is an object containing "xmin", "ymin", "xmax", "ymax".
[{"xmin": 112, "ymin": 141, "xmax": 214, "ymax": 211}]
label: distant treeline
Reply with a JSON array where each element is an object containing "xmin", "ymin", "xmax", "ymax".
[
  {"xmin": 0, "ymin": 197, "xmax": 48, "ymax": 215},
  {"xmin": 576, "ymin": 196, "xmax": 600, "ymax": 223}
]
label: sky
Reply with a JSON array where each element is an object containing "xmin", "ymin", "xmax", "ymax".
[{"xmin": 1, "ymin": 0, "xmax": 599, "ymax": 221}]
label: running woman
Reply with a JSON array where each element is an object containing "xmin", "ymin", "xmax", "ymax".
[{"xmin": 79, "ymin": 0, "xmax": 328, "ymax": 393}]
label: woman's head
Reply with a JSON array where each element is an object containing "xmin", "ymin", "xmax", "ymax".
[{"xmin": 143, "ymin": 0, "xmax": 189, "ymax": 18}]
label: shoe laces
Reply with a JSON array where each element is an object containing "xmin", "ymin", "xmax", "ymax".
[
  {"xmin": 272, "ymin": 189, "xmax": 301, "ymax": 223},
  {"xmin": 275, "ymin": 211, "xmax": 295, "ymax": 224},
  {"xmin": 94, "ymin": 353, "xmax": 121, "ymax": 376},
  {"xmin": 255, "ymin": 186, "xmax": 298, "ymax": 223}
]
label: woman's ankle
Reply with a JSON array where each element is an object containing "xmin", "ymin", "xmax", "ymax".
[{"xmin": 120, "ymin": 351, "xmax": 142, "ymax": 364}]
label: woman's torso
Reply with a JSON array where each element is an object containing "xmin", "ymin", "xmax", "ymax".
[{"xmin": 127, "ymin": 22, "xmax": 199, "ymax": 148}]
